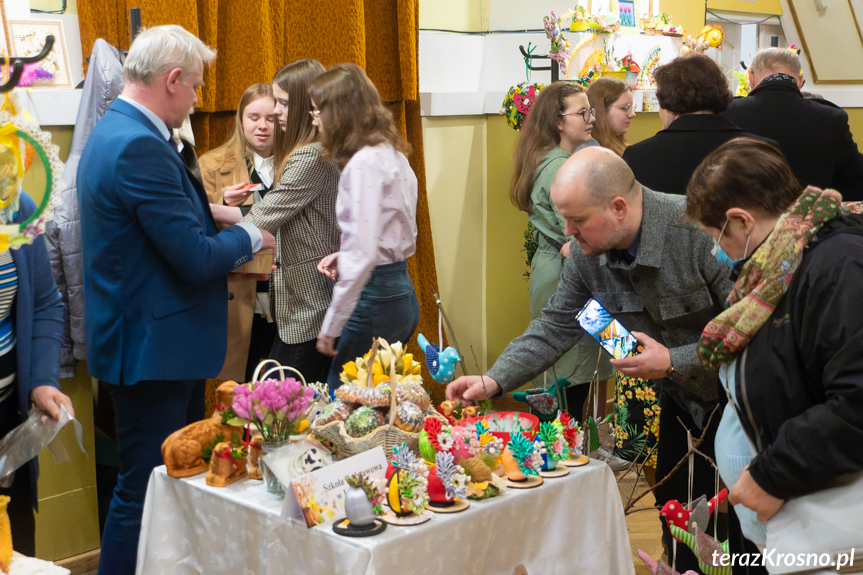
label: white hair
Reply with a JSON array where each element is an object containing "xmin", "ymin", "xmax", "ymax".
[
  {"xmin": 124, "ymin": 25, "xmax": 216, "ymax": 85},
  {"xmin": 749, "ymin": 48, "xmax": 802, "ymax": 76}
]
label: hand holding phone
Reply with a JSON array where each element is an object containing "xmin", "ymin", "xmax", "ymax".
[{"xmin": 576, "ymin": 298, "xmax": 638, "ymax": 359}]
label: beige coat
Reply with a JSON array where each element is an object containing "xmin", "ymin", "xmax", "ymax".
[{"xmin": 199, "ymin": 148, "xmax": 257, "ymax": 382}]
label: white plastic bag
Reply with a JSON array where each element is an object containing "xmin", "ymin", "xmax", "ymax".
[{"xmin": 0, "ymin": 405, "xmax": 85, "ymax": 485}]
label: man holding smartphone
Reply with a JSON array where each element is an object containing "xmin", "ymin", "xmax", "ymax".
[{"xmin": 447, "ymin": 146, "xmax": 733, "ymax": 573}]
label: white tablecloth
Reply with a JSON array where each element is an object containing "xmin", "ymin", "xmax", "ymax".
[{"xmin": 137, "ymin": 461, "xmax": 635, "ymax": 575}]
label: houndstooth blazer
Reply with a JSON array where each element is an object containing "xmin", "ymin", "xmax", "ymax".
[{"xmin": 244, "ymin": 142, "xmax": 341, "ymax": 344}]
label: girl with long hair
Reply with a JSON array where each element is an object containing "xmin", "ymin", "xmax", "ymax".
[
  {"xmin": 587, "ymin": 77, "xmax": 636, "ymax": 157},
  {"xmin": 211, "ymin": 60, "xmax": 341, "ymax": 383},
  {"xmin": 511, "ymin": 81, "xmax": 613, "ymax": 419},
  {"xmin": 309, "ymin": 63, "xmax": 420, "ymax": 389},
  {"xmin": 200, "ymin": 83, "xmax": 277, "ymax": 381}
]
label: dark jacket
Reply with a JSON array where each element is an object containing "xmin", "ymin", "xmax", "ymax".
[
  {"xmin": 735, "ymin": 215, "xmax": 863, "ymax": 500},
  {"xmin": 725, "ymin": 81, "xmax": 863, "ymax": 200},
  {"xmin": 622, "ymin": 114, "xmax": 767, "ymax": 195},
  {"xmin": 13, "ymin": 193, "xmax": 65, "ymax": 509}
]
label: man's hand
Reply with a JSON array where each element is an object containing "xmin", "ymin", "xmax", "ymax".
[
  {"xmin": 30, "ymin": 386, "xmax": 74, "ymax": 420},
  {"xmin": 317, "ymin": 252, "xmax": 340, "ymax": 281},
  {"xmin": 260, "ymin": 229, "xmax": 276, "ymax": 252},
  {"xmin": 317, "ymin": 333, "xmax": 337, "ymax": 357},
  {"xmin": 729, "ymin": 466, "xmax": 784, "ymax": 522},
  {"xmin": 222, "ymin": 182, "xmax": 254, "ymax": 207},
  {"xmin": 560, "ymin": 241, "xmax": 571, "ymax": 258},
  {"xmin": 445, "ymin": 376, "xmax": 501, "ymax": 404},
  {"xmin": 609, "ymin": 331, "xmax": 671, "ymax": 380}
]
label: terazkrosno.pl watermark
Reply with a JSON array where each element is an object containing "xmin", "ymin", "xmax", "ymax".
[{"xmin": 712, "ymin": 549, "xmax": 857, "ymax": 571}]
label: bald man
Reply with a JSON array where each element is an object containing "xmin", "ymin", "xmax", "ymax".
[
  {"xmin": 447, "ymin": 148, "xmax": 734, "ymax": 572},
  {"xmin": 726, "ymin": 48, "xmax": 863, "ymax": 200}
]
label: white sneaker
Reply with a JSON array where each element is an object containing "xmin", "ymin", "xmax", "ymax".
[{"xmin": 590, "ymin": 449, "xmax": 632, "ymax": 472}]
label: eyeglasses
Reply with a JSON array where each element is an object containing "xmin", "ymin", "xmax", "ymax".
[
  {"xmin": 560, "ymin": 108, "xmax": 596, "ymax": 123},
  {"xmin": 309, "ymin": 110, "xmax": 321, "ymax": 118},
  {"xmin": 615, "ymin": 104, "xmax": 635, "ymax": 113}
]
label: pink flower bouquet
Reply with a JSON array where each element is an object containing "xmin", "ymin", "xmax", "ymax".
[{"xmin": 227, "ymin": 378, "xmax": 315, "ymax": 442}]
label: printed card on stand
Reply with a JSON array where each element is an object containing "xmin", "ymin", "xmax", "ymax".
[{"xmin": 281, "ymin": 446, "xmax": 388, "ymax": 528}]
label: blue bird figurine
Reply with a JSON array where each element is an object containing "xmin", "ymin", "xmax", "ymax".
[{"xmin": 417, "ymin": 333, "xmax": 460, "ymax": 384}]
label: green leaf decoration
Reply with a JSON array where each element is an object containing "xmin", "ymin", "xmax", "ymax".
[
  {"xmin": 201, "ymin": 433, "xmax": 225, "ymax": 463},
  {"xmin": 507, "ymin": 432, "xmax": 538, "ymax": 475}
]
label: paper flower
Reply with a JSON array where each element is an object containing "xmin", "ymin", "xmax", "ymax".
[{"xmin": 436, "ymin": 452, "xmax": 468, "ymax": 500}]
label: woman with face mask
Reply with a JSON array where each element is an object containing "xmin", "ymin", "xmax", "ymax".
[
  {"xmin": 211, "ymin": 61, "xmax": 341, "ymax": 383},
  {"xmin": 587, "ymin": 77, "xmax": 636, "ymax": 156},
  {"xmin": 509, "ymin": 82, "xmax": 614, "ymax": 422},
  {"xmin": 688, "ymin": 137, "xmax": 863, "ymax": 572},
  {"xmin": 200, "ymin": 83, "xmax": 278, "ymax": 382}
]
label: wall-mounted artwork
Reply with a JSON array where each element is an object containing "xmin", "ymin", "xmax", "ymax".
[
  {"xmin": 618, "ymin": 0, "xmax": 637, "ymax": 27},
  {"xmin": 6, "ymin": 19, "xmax": 73, "ymax": 89}
]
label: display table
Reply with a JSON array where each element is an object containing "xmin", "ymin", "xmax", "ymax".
[{"xmin": 136, "ymin": 460, "xmax": 635, "ymax": 575}]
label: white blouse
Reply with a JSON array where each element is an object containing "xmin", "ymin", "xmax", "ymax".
[{"xmin": 320, "ymin": 143, "xmax": 418, "ymax": 338}]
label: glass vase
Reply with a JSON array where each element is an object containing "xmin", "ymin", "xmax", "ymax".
[{"xmin": 259, "ymin": 436, "xmax": 304, "ymax": 496}]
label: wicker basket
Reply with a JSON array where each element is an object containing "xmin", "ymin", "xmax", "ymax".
[{"xmin": 311, "ymin": 337, "xmax": 446, "ymax": 460}]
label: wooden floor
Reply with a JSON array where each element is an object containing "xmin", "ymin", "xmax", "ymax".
[{"xmin": 618, "ymin": 469, "xmax": 664, "ymax": 575}]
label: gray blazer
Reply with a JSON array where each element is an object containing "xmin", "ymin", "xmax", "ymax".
[
  {"xmin": 47, "ymin": 39, "xmax": 124, "ymax": 378},
  {"xmin": 487, "ymin": 188, "xmax": 734, "ymax": 427}
]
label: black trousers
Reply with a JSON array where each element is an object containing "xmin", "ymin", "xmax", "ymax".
[
  {"xmin": 244, "ymin": 313, "xmax": 278, "ymax": 382},
  {"xmin": 654, "ymin": 393, "xmax": 722, "ymax": 575},
  {"xmin": 269, "ymin": 337, "xmax": 333, "ymax": 384},
  {"xmin": 0, "ymin": 388, "xmax": 36, "ymax": 556}
]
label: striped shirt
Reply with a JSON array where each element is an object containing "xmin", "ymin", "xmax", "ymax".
[{"xmin": 0, "ymin": 249, "xmax": 17, "ymax": 403}]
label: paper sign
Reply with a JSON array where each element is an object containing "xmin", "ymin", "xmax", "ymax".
[{"xmin": 281, "ymin": 446, "xmax": 388, "ymax": 528}]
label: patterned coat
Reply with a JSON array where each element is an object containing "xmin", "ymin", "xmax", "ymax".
[{"xmin": 243, "ymin": 142, "xmax": 341, "ymax": 344}]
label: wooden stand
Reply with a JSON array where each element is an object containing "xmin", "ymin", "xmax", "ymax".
[
  {"xmin": 505, "ymin": 475, "xmax": 544, "ymax": 489},
  {"xmin": 427, "ymin": 499, "xmax": 470, "ymax": 514}
]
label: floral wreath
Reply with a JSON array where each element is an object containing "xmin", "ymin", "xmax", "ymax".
[
  {"xmin": 500, "ymin": 82, "xmax": 546, "ymax": 132},
  {"xmin": 0, "ymin": 106, "xmax": 62, "ymax": 250}
]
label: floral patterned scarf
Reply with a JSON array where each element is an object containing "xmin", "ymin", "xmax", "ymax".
[{"xmin": 697, "ymin": 187, "xmax": 845, "ymax": 369}]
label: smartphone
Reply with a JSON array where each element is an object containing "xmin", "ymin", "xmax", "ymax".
[{"xmin": 575, "ymin": 298, "xmax": 638, "ymax": 359}]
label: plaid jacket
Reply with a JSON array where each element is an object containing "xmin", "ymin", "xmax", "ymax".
[
  {"xmin": 487, "ymin": 188, "xmax": 734, "ymax": 427},
  {"xmin": 244, "ymin": 142, "xmax": 341, "ymax": 344}
]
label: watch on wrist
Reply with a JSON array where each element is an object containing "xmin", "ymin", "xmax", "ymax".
[{"xmin": 665, "ymin": 363, "xmax": 676, "ymax": 379}]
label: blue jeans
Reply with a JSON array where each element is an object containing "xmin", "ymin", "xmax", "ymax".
[
  {"xmin": 98, "ymin": 379, "xmax": 204, "ymax": 575},
  {"xmin": 327, "ymin": 261, "xmax": 420, "ymax": 389}
]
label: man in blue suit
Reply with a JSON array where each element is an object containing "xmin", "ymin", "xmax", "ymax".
[{"xmin": 77, "ymin": 25, "xmax": 275, "ymax": 574}]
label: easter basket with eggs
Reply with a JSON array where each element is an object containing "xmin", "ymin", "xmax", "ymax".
[{"xmin": 311, "ymin": 338, "xmax": 448, "ymax": 460}]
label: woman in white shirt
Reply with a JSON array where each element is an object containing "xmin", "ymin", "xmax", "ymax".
[{"xmin": 309, "ymin": 63, "xmax": 420, "ymax": 389}]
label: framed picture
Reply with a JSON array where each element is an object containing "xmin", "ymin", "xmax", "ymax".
[
  {"xmin": 6, "ymin": 18, "xmax": 73, "ymax": 89},
  {"xmin": 618, "ymin": 0, "xmax": 637, "ymax": 27}
]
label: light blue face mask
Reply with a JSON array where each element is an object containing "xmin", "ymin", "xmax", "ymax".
[{"xmin": 711, "ymin": 219, "xmax": 752, "ymax": 267}]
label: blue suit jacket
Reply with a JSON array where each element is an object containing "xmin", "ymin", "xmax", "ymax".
[
  {"xmin": 10, "ymin": 192, "xmax": 65, "ymax": 509},
  {"xmin": 78, "ymin": 99, "xmax": 253, "ymax": 385}
]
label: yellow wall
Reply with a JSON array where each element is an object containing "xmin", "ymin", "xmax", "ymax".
[
  {"xmin": 422, "ymin": 116, "xmax": 489, "ymax": 371},
  {"xmin": 484, "ymin": 116, "xmax": 530, "ymax": 367},
  {"xmin": 706, "ymin": 0, "xmax": 782, "ymax": 15},
  {"xmin": 660, "ymin": 0, "xmax": 707, "ymax": 37},
  {"xmin": 30, "ymin": 0, "xmax": 77, "ymax": 14},
  {"xmin": 419, "ymin": 0, "xmax": 483, "ymax": 32}
]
